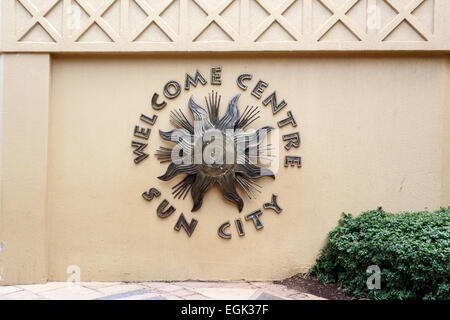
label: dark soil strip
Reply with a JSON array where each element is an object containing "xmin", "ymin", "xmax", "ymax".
[{"xmin": 275, "ymin": 274, "xmax": 355, "ymax": 300}]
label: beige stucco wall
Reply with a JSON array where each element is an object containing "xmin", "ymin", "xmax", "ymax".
[
  {"xmin": 41, "ymin": 54, "xmax": 445, "ymax": 282},
  {"xmin": 0, "ymin": 0, "xmax": 449, "ymax": 284},
  {"xmin": 0, "ymin": 54, "xmax": 50, "ymax": 284},
  {"xmin": 443, "ymin": 58, "xmax": 450, "ymax": 207}
]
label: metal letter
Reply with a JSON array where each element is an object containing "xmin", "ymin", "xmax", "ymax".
[
  {"xmin": 142, "ymin": 188, "xmax": 161, "ymax": 201},
  {"xmin": 185, "ymin": 70, "xmax": 207, "ymax": 90},
  {"xmin": 251, "ymin": 80, "xmax": 268, "ymax": 99},
  {"xmin": 282, "ymin": 132, "xmax": 300, "ymax": 150},
  {"xmin": 211, "ymin": 66, "xmax": 222, "ymax": 85},
  {"xmin": 157, "ymin": 199, "xmax": 176, "ymax": 218},
  {"xmin": 277, "ymin": 110, "xmax": 297, "ymax": 128},
  {"xmin": 245, "ymin": 209, "xmax": 264, "ymax": 230},
  {"xmin": 164, "ymin": 81, "xmax": 181, "ymax": 99},
  {"xmin": 140, "ymin": 114, "xmax": 157, "ymax": 125},
  {"xmin": 284, "ymin": 156, "xmax": 302, "ymax": 168},
  {"xmin": 235, "ymin": 219, "xmax": 245, "ymax": 236},
  {"xmin": 131, "ymin": 141, "xmax": 149, "ymax": 164},
  {"xmin": 263, "ymin": 194, "xmax": 282, "ymax": 214},
  {"xmin": 174, "ymin": 213, "xmax": 198, "ymax": 237},
  {"xmin": 134, "ymin": 125, "xmax": 151, "ymax": 139},
  {"xmin": 237, "ymin": 74, "xmax": 252, "ymax": 90},
  {"xmin": 218, "ymin": 221, "xmax": 232, "ymax": 239},
  {"xmin": 152, "ymin": 93, "xmax": 167, "ymax": 110},
  {"xmin": 262, "ymin": 91, "xmax": 287, "ymax": 114}
]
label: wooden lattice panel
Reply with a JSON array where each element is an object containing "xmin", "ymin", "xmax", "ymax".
[{"xmin": 2, "ymin": 0, "xmax": 449, "ymax": 52}]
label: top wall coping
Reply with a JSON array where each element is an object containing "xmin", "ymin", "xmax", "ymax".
[{"xmin": 2, "ymin": 0, "xmax": 449, "ymax": 53}]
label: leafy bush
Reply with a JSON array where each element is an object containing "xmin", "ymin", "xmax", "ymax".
[{"xmin": 311, "ymin": 207, "xmax": 450, "ymax": 300}]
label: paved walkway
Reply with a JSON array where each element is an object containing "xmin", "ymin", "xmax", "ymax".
[{"xmin": 0, "ymin": 281, "xmax": 325, "ymax": 300}]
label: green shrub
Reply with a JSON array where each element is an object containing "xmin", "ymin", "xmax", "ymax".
[{"xmin": 311, "ymin": 207, "xmax": 450, "ymax": 300}]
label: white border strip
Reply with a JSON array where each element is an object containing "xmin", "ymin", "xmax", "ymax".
[{"xmin": 0, "ymin": 0, "xmax": 4, "ymax": 282}]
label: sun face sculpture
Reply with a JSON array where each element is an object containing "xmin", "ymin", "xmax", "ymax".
[{"xmin": 155, "ymin": 91, "xmax": 275, "ymax": 212}]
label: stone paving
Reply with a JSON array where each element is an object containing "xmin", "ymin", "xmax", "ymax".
[{"xmin": 0, "ymin": 281, "xmax": 325, "ymax": 300}]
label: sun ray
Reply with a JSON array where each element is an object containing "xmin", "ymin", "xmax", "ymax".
[
  {"xmin": 235, "ymin": 105, "xmax": 261, "ymax": 129},
  {"xmin": 172, "ymin": 175, "xmax": 195, "ymax": 200},
  {"xmin": 191, "ymin": 175, "xmax": 215, "ymax": 212},
  {"xmin": 217, "ymin": 173, "xmax": 244, "ymax": 212},
  {"xmin": 170, "ymin": 108, "xmax": 194, "ymax": 133},
  {"xmin": 205, "ymin": 90, "xmax": 220, "ymax": 124},
  {"xmin": 215, "ymin": 94, "xmax": 240, "ymax": 130}
]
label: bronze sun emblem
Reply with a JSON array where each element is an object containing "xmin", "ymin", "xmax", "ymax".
[{"xmin": 156, "ymin": 92, "xmax": 275, "ymax": 212}]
